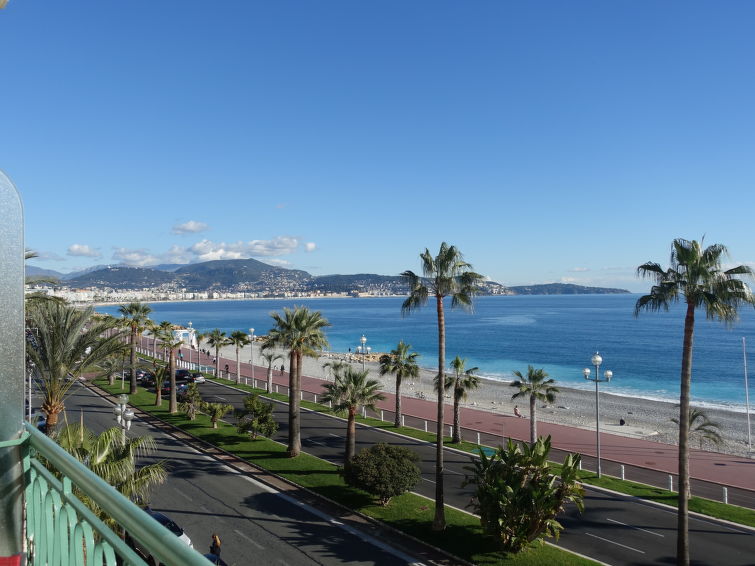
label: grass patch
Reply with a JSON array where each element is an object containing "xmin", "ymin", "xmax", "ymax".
[{"xmin": 93, "ymin": 379, "xmax": 598, "ymax": 565}]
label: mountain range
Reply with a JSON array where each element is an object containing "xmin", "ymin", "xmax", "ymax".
[{"xmin": 26, "ymin": 259, "xmax": 630, "ymax": 295}]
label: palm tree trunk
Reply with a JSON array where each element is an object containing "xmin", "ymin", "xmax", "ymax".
[
  {"xmin": 169, "ymin": 350, "xmax": 177, "ymax": 414},
  {"xmin": 453, "ymin": 391, "xmax": 461, "ymax": 443},
  {"xmin": 394, "ymin": 376, "xmax": 402, "ymax": 428},
  {"xmin": 346, "ymin": 408, "xmax": 357, "ymax": 463},
  {"xmin": 235, "ymin": 346, "xmax": 241, "ymax": 384},
  {"xmin": 287, "ymin": 351, "xmax": 301, "ymax": 457},
  {"xmin": 129, "ymin": 327, "xmax": 138, "ymax": 394},
  {"xmin": 433, "ymin": 295, "xmax": 446, "ymax": 531},
  {"xmin": 530, "ymin": 395, "xmax": 537, "ymax": 445},
  {"xmin": 677, "ymin": 303, "xmax": 695, "ymax": 566},
  {"xmin": 214, "ymin": 347, "xmax": 220, "ymax": 377},
  {"xmin": 266, "ymin": 364, "xmax": 273, "ymax": 393},
  {"xmin": 44, "ymin": 410, "xmax": 59, "ymax": 436}
]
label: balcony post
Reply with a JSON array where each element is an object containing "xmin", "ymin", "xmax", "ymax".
[{"xmin": 0, "ymin": 170, "xmax": 25, "ymax": 559}]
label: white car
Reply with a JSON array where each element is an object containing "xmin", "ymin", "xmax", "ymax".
[{"xmin": 190, "ymin": 373, "xmax": 206, "ymax": 384}]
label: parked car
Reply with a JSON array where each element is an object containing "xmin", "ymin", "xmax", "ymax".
[
  {"xmin": 126, "ymin": 507, "xmax": 192, "ymax": 566},
  {"xmin": 175, "ymin": 369, "xmax": 191, "ymax": 384},
  {"xmin": 188, "ymin": 372, "xmax": 206, "ymax": 384}
]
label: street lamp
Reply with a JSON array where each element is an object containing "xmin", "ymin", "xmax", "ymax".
[
  {"xmin": 583, "ymin": 352, "xmax": 613, "ymax": 478},
  {"xmin": 249, "ymin": 328, "xmax": 255, "ymax": 386},
  {"xmin": 188, "ymin": 321, "xmax": 193, "ymax": 369},
  {"xmin": 113, "ymin": 393, "xmax": 135, "ymax": 443},
  {"xmin": 356, "ymin": 334, "xmax": 371, "ymax": 371}
]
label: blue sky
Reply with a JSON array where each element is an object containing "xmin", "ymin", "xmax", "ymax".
[{"xmin": 3, "ymin": 1, "xmax": 754, "ymax": 292}]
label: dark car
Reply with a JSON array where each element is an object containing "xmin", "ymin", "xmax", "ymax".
[{"xmin": 175, "ymin": 369, "xmax": 191, "ymax": 384}]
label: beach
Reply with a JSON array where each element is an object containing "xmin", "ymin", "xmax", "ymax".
[{"xmin": 211, "ymin": 341, "xmax": 754, "ymax": 458}]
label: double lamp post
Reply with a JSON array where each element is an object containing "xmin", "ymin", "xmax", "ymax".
[{"xmin": 583, "ymin": 352, "xmax": 613, "ymax": 478}]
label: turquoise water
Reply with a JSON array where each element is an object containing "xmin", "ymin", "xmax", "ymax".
[{"xmin": 98, "ymin": 294, "xmax": 755, "ymax": 411}]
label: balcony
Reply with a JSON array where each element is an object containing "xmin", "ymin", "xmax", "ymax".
[
  {"xmin": 0, "ymin": 422, "xmax": 209, "ymax": 566},
  {"xmin": 0, "ymin": 171, "xmax": 207, "ymax": 565}
]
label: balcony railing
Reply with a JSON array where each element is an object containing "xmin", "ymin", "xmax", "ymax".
[
  {"xmin": 3, "ymin": 422, "xmax": 210, "ymax": 566},
  {"xmin": 0, "ymin": 171, "xmax": 209, "ymax": 565}
]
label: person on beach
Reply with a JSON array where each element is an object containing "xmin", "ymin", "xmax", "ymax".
[
  {"xmin": 514, "ymin": 405, "xmax": 522, "ymax": 418},
  {"xmin": 209, "ymin": 533, "xmax": 221, "ymax": 564}
]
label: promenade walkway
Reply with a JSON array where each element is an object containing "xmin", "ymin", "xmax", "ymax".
[{"xmin": 169, "ymin": 341, "xmax": 755, "ymax": 508}]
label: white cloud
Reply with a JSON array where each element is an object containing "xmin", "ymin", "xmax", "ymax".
[
  {"xmin": 68, "ymin": 244, "xmax": 101, "ymax": 258},
  {"xmin": 304, "ymin": 242, "xmax": 317, "ymax": 252},
  {"xmin": 111, "ymin": 248, "xmax": 161, "ymax": 267},
  {"xmin": 189, "ymin": 236, "xmax": 301, "ymax": 262},
  {"xmin": 172, "ymin": 220, "xmax": 209, "ymax": 235},
  {"xmin": 568, "ymin": 267, "xmax": 589, "ymax": 273},
  {"xmin": 161, "ymin": 245, "xmax": 194, "ymax": 264}
]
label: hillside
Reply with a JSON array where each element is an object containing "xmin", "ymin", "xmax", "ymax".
[{"xmin": 507, "ymin": 283, "xmax": 630, "ymax": 295}]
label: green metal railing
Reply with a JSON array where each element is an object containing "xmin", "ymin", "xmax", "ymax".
[{"xmin": 18, "ymin": 422, "xmax": 210, "ymax": 566}]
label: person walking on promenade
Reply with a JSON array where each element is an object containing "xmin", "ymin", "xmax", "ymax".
[{"xmin": 514, "ymin": 405, "xmax": 522, "ymax": 418}]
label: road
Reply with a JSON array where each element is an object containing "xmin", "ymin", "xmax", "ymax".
[
  {"xmin": 61, "ymin": 385, "xmax": 426, "ymax": 566},
  {"xmin": 198, "ymin": 380, "xmax": 755, "ymax": 566}
]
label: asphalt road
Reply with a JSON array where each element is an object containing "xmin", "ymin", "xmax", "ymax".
[
  {"xmin": 198, "ymin": 380, "xmax": 755, "ymax": 566},
  {"xmin": 61, "ymin": 385, "xmax": 425, "ymax": 566}
]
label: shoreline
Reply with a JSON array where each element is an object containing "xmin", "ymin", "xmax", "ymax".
[{"xmin": 210, "ymin": 341, "xmax": 755, "ymax": 458}]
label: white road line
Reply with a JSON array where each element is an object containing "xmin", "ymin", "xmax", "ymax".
[
  {"xmin": 328, "ymin": 433, "xmax": 339, "ymax": 437},
  {"xmin": 174, "ymin": 490, "xmax": 194, "ymax": 502},
  {"xmin": 584, "ymin": 532, "xmax": 645, "ymax": 553},
  {"xmin": 606, "ymin": 517, "xmax": 664, "ymax": 537},
  {"xmin": 422, "ymin": 478, "xmax": 436, "ymax": 484},
  {"xmin": 234, "ymin": 529, "xmax": 264, "ymax": 549}
]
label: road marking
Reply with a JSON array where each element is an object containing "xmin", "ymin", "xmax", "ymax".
[
  {"xmin": 234, "ymin": 529, "xmax": 264, "ymax": 549},
  {"xmin": 584, "ymin": 532, "xmax": 645, "ymax": 553},
  {"xmin": 328, "ymin": 433, "xmax": 339, "ymax": 437},
  {"xmin": 305, "ymin": 439, "xmax": 325, "ymax": 446},
  {"xmin": 422, "ymin": 478, "xmax": 436, "ymax": 484},
  {"xmin": 174, "ymin": 490, "xmax": 193, "ymax": 502},
  {"xmin": 606, "ymin": 517, "xmax": 663, "ymax": 537}
]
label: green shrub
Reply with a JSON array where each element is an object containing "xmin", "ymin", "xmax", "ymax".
[
  {"xmin": 464, "ymin": 436, "xmax": 584, "ymax": 553},
  {"xmin": 344, "ymin": 443, "xmax": 420, "ymax": 505},
  {"xmin": 236, "ymin": 394, "xmax": 278, "ymax": 439}
]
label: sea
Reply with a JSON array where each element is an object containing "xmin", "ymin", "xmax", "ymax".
[{"xmin": 97, "ymin": 294, "xmax": 755, "ymax": 412}]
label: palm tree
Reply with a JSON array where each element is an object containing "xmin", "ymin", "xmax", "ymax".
[
  {"xmin": 228, "ymin": 330, "xmax": 251, "ymax": 384},
  {"xmin": 153, "ymin": 324, "xmax": 184, "ymax": 413},
  {"xmin": 205, "ymin": 328, "xmax": 229, "ymax": 377},
  {"xmin": 54, "ymin": 422, "xmax": 167, "ymax": 529},
  {"xmin": 98, "ymin": 355, "xmax": 123, "ymax": 387},
  {"xmin": 672, "ymin": 407, "xmax": 723, "ymax": 450},
  {"xmin": 635, "ymin": 237, "xmax": 754, "ymax": 566},
  {"xmin": 401, "ymin": 242, "xmax": 483, "ymax": 530},
  {"xmin": 267, "ymin": 306, "xmax": 330, "ymax": 457},
  {"xmin": 321, "ymin": 367, "xmax": 385, "ymax": 464},
  {"xmin": 378, "ymin": 341, "xmax": 420, "ymax": 428},
  {"xmin": 118, "ymin": 302, "xmax": 153, "ymax": 394},
  {"xmin": 446, "ymin": 356, "xmax": 480, "ymax": 443},
  {"xmin": 179, "ymin": 383, "xmax": 203, "ymax": 420},
  {"xmin": 26, "ymin": 301, "xmax": 126, "ymax": 435},
  {"xmin": 261, "ymin": 343, "xmax": 284, "ymax": 393},
  {"xmin": 201, "ymin": 401, "xmax": 234, "ymax": 429},
  {"xmin": 510, "ymin": 365, "xmax": 558, "ymax": 445}
]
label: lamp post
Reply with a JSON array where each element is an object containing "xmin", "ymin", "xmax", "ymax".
[
  {"xmin": 113, "ymin": 393, "xmax": 135, "ymax": 443},
  {"xmin": 356, "ymin": 334, "xmax": 371, "ymax": 371},
  {"xmin": 249, "ymin": 328, "xmax": 255, "ymax": 386},
  {"xmin": 583, "ymin": 352, "xmax": 613, "ymax": 478},
  {"xmin": 187, "ymin": 322, "xmax": 193, "ymax": 369}
]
